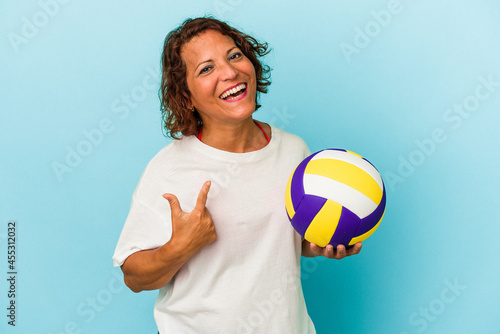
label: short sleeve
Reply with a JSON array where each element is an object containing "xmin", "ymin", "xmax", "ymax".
[
  {"xmin": 304, "ymin": 143, "xmax": 311, "ymax": 158},
  {"xmin": 112, "ymin": 196, "xmax": 172, "ymax": 267}
]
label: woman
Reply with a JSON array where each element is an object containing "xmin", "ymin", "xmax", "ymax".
[{"xmin": 113, "ymin": 17, "xmax": 362, "ymax": 333}]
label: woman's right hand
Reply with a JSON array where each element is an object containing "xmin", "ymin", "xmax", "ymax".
[
  {"xmin": 162, "ymin": 181, "xmax": 216, "ymax": 257},
  {"xmin": 121, "ymin": 181, "xmax": 216, "ymax": 293}
]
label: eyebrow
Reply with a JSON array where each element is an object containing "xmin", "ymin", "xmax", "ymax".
[{"xmin": 195, "ymin": 46, "xmax": 238, "ymax": 73}]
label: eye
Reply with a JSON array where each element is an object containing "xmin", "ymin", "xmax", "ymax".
[
  {"xmin": 229, "ymin": 52, "xmax": 242, "ymax": 60},
  {"xmin": 199, "ymin": 65, "xmax": 213, "ymax": 75}
]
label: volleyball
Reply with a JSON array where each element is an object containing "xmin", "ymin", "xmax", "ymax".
[{"xmin": 285, "ymin": 149, "xmax": 386, "ymax": 248}]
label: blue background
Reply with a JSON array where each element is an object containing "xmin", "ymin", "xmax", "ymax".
[{"xmin": 1, "ymin": 0, "xmax": 499, "ymax": 333}]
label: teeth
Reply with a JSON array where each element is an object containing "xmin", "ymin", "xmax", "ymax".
[{"xmin": 220, "ymin": 83, "xmax": 246, "ymax": 100}]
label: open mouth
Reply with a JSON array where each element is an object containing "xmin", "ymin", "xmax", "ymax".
[{"xmin": 219, "ymin": 83, "xmax": 247, "ymax": 101}]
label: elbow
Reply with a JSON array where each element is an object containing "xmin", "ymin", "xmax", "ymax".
[
  {"xmin": 124, "ymin": 276, "xmax": 143, "ymax": 293},
  {"xmin": 121, "ymin": 262, "xmax": 144, "ymax": 293},
  {"xmin": 129, "ymin": 287, "xmax": 143, "ymax": 294}
]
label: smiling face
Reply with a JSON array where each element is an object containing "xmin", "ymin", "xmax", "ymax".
[{"xmin": 182, "ymin": 29, "xmax": 257, "ymax": 128}]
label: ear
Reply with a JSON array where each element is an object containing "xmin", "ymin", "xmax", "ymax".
[
  {"xmin": 185, "ymin": 99, "xmax": 196, "ymax": 113},
  {"xmin": 184, "ymin": 92, "xmax": 193, "ymax": 110}
]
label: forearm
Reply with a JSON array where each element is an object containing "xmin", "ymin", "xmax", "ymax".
[{"xmin": 121, "ymin": 239, "xmax": 190, "ymax": 293}]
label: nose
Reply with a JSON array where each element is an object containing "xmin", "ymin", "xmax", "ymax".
[{"xmin": 219, "ymin": 61, "xmax": 238, "ymax": 81}]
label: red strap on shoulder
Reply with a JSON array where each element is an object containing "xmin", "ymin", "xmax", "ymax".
[{"xmin": 253, "ymin": 120, "xmax": 270, "ymax": 143}]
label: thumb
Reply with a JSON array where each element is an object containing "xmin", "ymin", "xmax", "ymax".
[{"xmin": 162, "ymin": 193, "xmax": 182, "ymax": 215}]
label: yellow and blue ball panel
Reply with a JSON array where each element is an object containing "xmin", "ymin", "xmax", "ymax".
[{"xmin": 285, "ymin": 149, "xmax": 386, "ymax": 247}]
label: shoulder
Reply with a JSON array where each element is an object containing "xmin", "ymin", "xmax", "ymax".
[
  {"xmin": 272, "ymin": 126, "xmax": 309, "ymax": 152},
  {"xmin": 133, "ymin": 136, "xmax": 197, "ymax": 194},
  {"xmin": 146, "ymin": 135, "xmax": 196, "ymax": 169}
]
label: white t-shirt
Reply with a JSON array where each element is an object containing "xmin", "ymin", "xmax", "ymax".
[{"xmin": 113, "ymin": 125, "xmax": 316, "ymax": 334}]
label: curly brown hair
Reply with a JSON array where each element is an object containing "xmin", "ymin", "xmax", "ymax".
[{"xmin": 160, "ymin": 17, "xmax": 271, "ymax": 139}]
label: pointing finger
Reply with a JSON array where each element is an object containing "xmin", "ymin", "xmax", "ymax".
[{"xmin": 195, "ymin": 181, "xmax": 211, "ymax": 211}]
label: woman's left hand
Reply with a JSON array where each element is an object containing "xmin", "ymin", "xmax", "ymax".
[{"xmin": 302, "ymin": 240, "xmax": 362, "ymax": 259}]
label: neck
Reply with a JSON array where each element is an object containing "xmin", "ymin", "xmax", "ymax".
[{"xmin": 198, "ymin": 118, "xmax": 269, "ymax": 153}]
